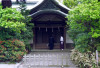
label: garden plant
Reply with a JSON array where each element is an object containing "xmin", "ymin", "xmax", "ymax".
[
  {"xmin": 0, "ymin": 2, "xmax": 31, "ymax": 62},
  {"xmin": 0, "ymin": 39, "xmax": 27, "ymax": 62},
  {"xmin": 65, "ymin": 0, "xmax": 100, "ymax": 67}
]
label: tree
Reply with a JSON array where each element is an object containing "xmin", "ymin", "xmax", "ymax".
[
  {"xmin": 66, "ymin": 0, "xmax": 100, "ymax": 52},
  {"xmin": 0, "ymin": 4, "xmax": 26, "ymax": 33},
  {"xmin": 62, "ymin": 0, "xmax": 99, "ymax": 9},
  {"xmin": 63, "ymin": 0, "xmax": 79, "ymax": 8},
  {"xmin": 15, "ymin": 2, "xmax": 34, "ymax": 51}
]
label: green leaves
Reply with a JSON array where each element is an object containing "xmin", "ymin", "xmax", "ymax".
[
  {"xmin": 0, "ymin": 4, "xmax": 26, "ymax": 33},
  {"xmin": 71, "ymin": 49, "xmax": 97, "ymax": 68},
  {"xmin": 66, "ymin": 0, "xmax": 100, "ymax": 53},
  {"xmin": 0, "ymin": 39, "xmax": 27, "ymax": 62},
  {"xmin": 67, "ymin": 0, "xmax": 100, "ymax": 38}
]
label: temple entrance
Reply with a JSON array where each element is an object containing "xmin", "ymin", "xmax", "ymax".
[
  {"xmin": 35, "ymin": 27, "xmax": 64, "ymax": 49},
  {"xmin": 29, "ymin": 0, "xmax": 70, "ymax": 50},
  {"xmin": 31, "ymin": 14, "xmax": 67, "ymax": 49},
  {"xmin": 36, "ymin": 28, "xmax": 63, "ymax": 43}
]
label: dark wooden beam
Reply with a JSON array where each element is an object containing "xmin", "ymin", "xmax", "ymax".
[
  {"xmin": 35, "ymin": 26, "xmax": 65, "ymax": 28},
  {"xmin": 34, "ymin": 21, "xmax": 65, "ymax": 24},
  {"xmin": 64, "ymin": 27, "xmax": 66, "ymax": 49}
]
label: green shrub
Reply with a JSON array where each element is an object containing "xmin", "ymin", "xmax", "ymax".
[
  {"xmin": 0, "ymin": 39, "xmax": 27, "ymax": 62},
  {"xmin": 70, "ymin": 49, "xmax": 98, "ymax": 68},
  {"xmin": 97, "ymin": 46, "xmax": 100, "ymax": 52},
  {"xmin": 0, "ymin": 27, "xmax": 33, "ymax": 52},
  {"xmin": 98, "ymin": 62, "xmax": 100, "ymax": 66}
]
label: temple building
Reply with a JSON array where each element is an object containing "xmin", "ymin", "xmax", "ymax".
[{"xmin": 1, "ymin": 0, "xmax": 73, "ymax": 50}]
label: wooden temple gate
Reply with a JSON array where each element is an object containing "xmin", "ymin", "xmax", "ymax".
[{"xmin": 32, "ymin": 17, "xmax": 67, "ymax": 49}]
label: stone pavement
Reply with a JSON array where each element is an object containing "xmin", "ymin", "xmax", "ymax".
[
  {"xmin": 0, "ymin": 62, "xmax": 21, "ymax": 68},
  {"xmin": 18, "ymin": 50, "xmax": 79, "ymax": 68}
]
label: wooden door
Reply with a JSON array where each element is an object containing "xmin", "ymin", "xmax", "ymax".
[
  {"xmin": 36, "ymin": 28, "xmax": 63, "ymax": 43},
  {"xmin": 42, "ymin": 28, "xmax": 48, "ymax": 43}
]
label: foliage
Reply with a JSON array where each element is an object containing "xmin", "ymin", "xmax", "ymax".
[
  {"xmin": 17, "ymin": 2, "xmax": 32, "ymax": 24},
  {"xmin": 70, "ymin": 49, "xmax": 97, "ymax": 68},
  {"xmin": 0, "ymin": 28, "xmax": 16, "ymax": 40},
  {"xmin": 63, "ymin": 0, "xmax": 80, "ymax": 8},
  {"xmin": 0, "ymin": 2, "xmax": 33, "ymax": 52},
  {"xmin": 63, "ymin": 0, "xmax": 99, "ymax": 9},
  {"xmin": 0, "ymin": 27, "xmax": 33, "ymax": 49},
  {"xmin": 16, "ymin": 2, "xmax": 34, "ymax": 51},
  {"xmin": 13, "ymin": 26, "xmax": 33, "ymax": 51},
  {"xmin": 0, "ymin": 39, "xmax": 27, "ymax": 62},
  {"xmin": 66, "ymin": 0, "xmax": 100, "ymax": 52},
  {"xmin": 97, "ymin": 46, "xmax": 100, "ymax": 52},
  {"xmin": 0, "ymin": 4, "xmax": 26, "ymax": 33},
  {"xmin": 98, "ymin": 62, "xmax": 100, "ymax": 66},
  {"xmin": 75, "ymin": 33, "xmax": 91, "ymax": 52}
]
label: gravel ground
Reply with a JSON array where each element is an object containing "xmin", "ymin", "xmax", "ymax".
[{"xmin": 18, "ymin": 51, "xmax": 79, "ymax": 68}]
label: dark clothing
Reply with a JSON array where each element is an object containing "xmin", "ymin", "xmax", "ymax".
[
  {"xmin": 60, "ymin": 41, "xmax": 64, "ymax": 49},
  {"xmin": 49, "ymin": 37, "xmax": 54, "ymax": 50}
]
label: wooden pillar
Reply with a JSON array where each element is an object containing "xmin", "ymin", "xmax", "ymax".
[
  {"xmin": 33, "ymin": 27, "xmax": 36, "ymax": 50},
  {"xmin": 64, "ymin": 27, "xmax": 66, "ymax": 49}
]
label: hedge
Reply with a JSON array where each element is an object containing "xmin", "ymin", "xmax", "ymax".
[{"xmin": 0, "ymin": 39, "xmax": 27, "ymax": 62}]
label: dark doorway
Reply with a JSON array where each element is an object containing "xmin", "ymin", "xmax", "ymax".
[{"xmin": 36, "ymin": 27, "xmax": 63, "ymax": 44}]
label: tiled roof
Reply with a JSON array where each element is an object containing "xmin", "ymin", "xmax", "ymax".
[
  {"xmin": 29, "ymin": 9, "xmax": 67, "ymax": 18},
  {"xmin": 29, "ymin": 0, "xmax": 70, "ymax": 14}
]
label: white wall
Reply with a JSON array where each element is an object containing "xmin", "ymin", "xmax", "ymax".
[
  {"xmin": 66, "ymin": 31, "xmax": 73, "ymax": 43},
  {"xmin": 28, "ymin": 39, "xmax": 33, "ymax": 44}
]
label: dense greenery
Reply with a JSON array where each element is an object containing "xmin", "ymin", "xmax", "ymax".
[
  {"xmin": 63, "ymin": 0, "xmax": 80, "ymax": 8},
  {"xmin": 71, "ymin": 49, "xmax": 97, "ymax": 68},
  {"xmin": 0, "ymin": 39, "xmax": 27, "ymax": 62},
  {"xmin": 16, "ymin": 2, "xmax": 34, "ymax": 51},
  {"xmin": 61, "ymin": 0, "xmax": 100, "ymax": 9},
  {"xmin": 0, "ymin": 3, "xmax": 28, "ymax": 62},
  {"xmin": 66, "ymin": 0, "xmax": 100, "ymax": 52},
  {"xmin": 0, "ymin": 2, "xmax": 34, "ymax": 51},
  {"xmin": 0, "ymin": 1, "xmax": 34, "ymax": 62},
  {"xmin": 0, "ymin": 4, "xmax": 26, "ymax": 33}
]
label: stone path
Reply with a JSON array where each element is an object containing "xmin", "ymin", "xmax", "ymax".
[{"xmin": 18, "ymin": 51, "xmax": 79, "ymax": 68}]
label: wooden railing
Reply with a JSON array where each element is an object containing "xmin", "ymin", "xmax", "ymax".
[{"xmin": 23, "ymin": 53, "xmax": 69, "ymax": 67}]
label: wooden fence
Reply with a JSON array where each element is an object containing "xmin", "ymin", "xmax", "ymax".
[{"xmin": 22, "ymin": 53, "xmax": 69, "ymax": 68}]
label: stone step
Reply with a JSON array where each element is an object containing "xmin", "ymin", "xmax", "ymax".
[
  {"xmin": 35, "ymin": 43, "xmax": 60, "ymax": 49},
  {"xmin": 31, "ymin": 49, "xmax": 71, "ymax": 52}
]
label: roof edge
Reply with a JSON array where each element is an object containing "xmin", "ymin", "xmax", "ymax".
[
  {"xmin": 29, "ymin": 0, "xmax": 70, "ymax": 14},
  {"xmin": 29, "ymin": 9, "xmax": 67, "ymax": 18}
]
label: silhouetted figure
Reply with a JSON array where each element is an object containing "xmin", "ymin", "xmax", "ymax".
[
  {"xmin": 60, "ymin": 36, "xmax": 64, "ymax": 50},
  {"xmin": 49, "ymin": 35, "xmax": 55, "ymax": 50}
]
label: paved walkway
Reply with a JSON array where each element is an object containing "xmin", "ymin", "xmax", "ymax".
[
  {"xmin": 18, "ymin": 50, "xmax": 79, "ymax": 68},
  {"xmin": 0, "ymin": 62, "xmax": 21, "ymax": 68}
]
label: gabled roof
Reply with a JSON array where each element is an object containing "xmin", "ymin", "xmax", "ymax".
[
  {"xmin": 29, "ymin": 0, "xmax": 70, "ymax": 17},
  {"xmin": 29, "ymin": 9, "xmax": 67, "ymax": 18}
]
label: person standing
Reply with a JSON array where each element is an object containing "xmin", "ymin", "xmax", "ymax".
[
  {"xmin": 49, "ymin": 35, "xmax": 55, "ymax": 50},
  {"xmin": 60, "ymin": 36, "xmax": 64, "ymax": 50}
]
